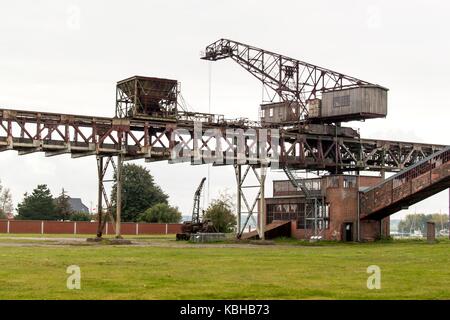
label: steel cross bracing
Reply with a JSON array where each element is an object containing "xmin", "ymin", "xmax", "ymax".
[
  {"xmin": 235, "ymin": 164, "xmax": 267, "ymax": 240},
  {"xmin": 283, "ymin": 167, "xmax": 328, "ymax": 238},
  {"xmin": 0, "ymin": 108, "xmax": 445, "ymax": 173},
  {"xmin": 201, "ymin": 39, "xmax": 384, "ymax": 120},
  {"xmin": 96, "ymin": 155, "xmax": 117, "ymax": 237}
]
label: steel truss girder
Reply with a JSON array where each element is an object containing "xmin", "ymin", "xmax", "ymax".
[{"xmin": 0, "ymin": 108, "xmax": 446, "ymax": 173}]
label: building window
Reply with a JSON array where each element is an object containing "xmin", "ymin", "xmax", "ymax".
[
  {"xmin": 269, "ymin": 108, "xmax": 273, "ymax": 117},
  {"xmin": 327, "ymin": 176, "xmax": 339, "ymax": 188},
  {"xmin": 333, "ymin": 95, "xmax": 350, "ymax": 108},
  {"xmin": 267, "ymin": 201, "xmax": 332, "ymax": 231},
  {"xmin": 343, "ymin": 176, "xmax": 357, "ymax": 188},
  {"xmin": 297, "ymin": 216, "xmax": 306, "ymax": 229},
  {"xmin": 261, "ymin": 109, "xmax": 265, "ymax": 118}
]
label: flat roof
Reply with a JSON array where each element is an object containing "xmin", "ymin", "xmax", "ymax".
[{"xmin": 117, "ymin": 75, "xmax": 178, "ymax": 85}]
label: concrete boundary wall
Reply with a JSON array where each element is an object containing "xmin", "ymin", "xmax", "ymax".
[{"xmin": 0, "ymin": 220, "xmax": 182, "ymax": 235}]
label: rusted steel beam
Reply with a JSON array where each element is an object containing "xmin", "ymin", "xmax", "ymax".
[
  {"xmin": 0, "ymin": 108, "xmax": 447, "ymax": 173},
  {"xmin": 360, "ymin": 147, "xmax": 450, "ymax": 219}
]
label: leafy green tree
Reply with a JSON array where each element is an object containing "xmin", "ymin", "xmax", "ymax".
[
  {"xmin": 398, "ymin": 213, "xmax": 449, "ymax": 234},
  {"xmin": 138, "ymin": 203, "xmax": 182, "ymax": 223},
  {"xmin": 428, "ymin": 213, "xmax": 449, "ymax": 233},
  {"xmin": 69, "ymin": 212, "xmax": 92, "ymax": 221},
  {"xmin": 204, "ymin": 194, "xmax": 236, "ymax": 233},
  {"xmin": 398, "ymin": 213, "xmax": 427, "ymax": 233},
  {"xmin": 0, "ymin": 180, "xmax": 13, "ymax": 218},
  {"xmin": 111, "ymin": 164, "xmax": 169, "ymax": 222},
  {"xmin": 54, "ymin": 188, "xmax": 73, "ymax": 220},
  {"xmin": 16, "ymin": 185, "xmax": 57, "ymax": 220}
]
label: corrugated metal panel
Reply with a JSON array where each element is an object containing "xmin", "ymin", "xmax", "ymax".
[
  {"xmin": 307, "ymin": 99, "xmax": 321, "ymax": 118},
  {"xmin": 260, "ymin": 102, "xmax": 299, "ymax": 124},
  {"xmin": 321, "ymin": 86, "xmax": 387, "ymax": 121}
]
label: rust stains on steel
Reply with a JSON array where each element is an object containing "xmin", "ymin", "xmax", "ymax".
[
  {"xmin": 360, "ymin": 146, "xmax": 450, "ymax": 220},
  {"xmin": 0, "ymin": 107, "xmax": 446, "ymax": 172}
]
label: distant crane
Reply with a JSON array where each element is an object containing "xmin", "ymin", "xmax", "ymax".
[
  {"xmin": 176, "ymin": 177, "xmax": 216, "ymax": 240},
  {"xmin": 192, "ymin": 177, "xmax": 207, "ymax": 224}
]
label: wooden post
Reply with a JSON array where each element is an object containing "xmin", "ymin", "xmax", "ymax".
[{"xmin": 427, "ymin": 221, "xmax": 436, "ymax": 243}]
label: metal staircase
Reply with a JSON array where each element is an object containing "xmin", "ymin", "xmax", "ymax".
[
  {"xmin": 360, "ymin": 146, "xmax": 450, "ymax": 220},
  {"xmin": 283, "ymin": 167, "xmax": 328, "ymax": 238}
]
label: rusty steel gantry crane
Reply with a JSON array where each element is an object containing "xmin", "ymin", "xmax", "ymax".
[
  {"xmin": 201, "ymin": 38, "xmax": 387, "ymax": 123},
  {"xmin": 0, "ymin": 39, "xmax": 448, "ymax": 240},
  {"xmin": 200, "ymin": 38, "xmax": 448, "ymax": 239}
]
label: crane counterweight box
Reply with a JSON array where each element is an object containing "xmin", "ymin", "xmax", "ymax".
[{"xmin": 316, "ymin": 85, "xmax": 388, "ymax": 122}]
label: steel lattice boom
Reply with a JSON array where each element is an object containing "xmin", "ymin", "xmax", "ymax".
[{"xmin": 201, "ymin": 39, "xmax": 386, "ymax": 121}]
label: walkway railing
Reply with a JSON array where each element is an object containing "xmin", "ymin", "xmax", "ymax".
[{"xmin": 360, "ymin": 146, "xmax": 450, "ymax": 219}]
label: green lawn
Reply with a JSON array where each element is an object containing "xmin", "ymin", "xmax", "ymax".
[{"xmin": 0, "ymin": 237, "xmax": 449, "ymax": 299}]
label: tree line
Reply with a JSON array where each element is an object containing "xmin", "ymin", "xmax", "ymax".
[
  {"xmin": 15, "ymin": 186, "xmax": 92, "ymax": 221},
  {"xmin": 1, "ymin": 164, "xmax": 237, "ymax": 232},
  {"xmin": 110, "ymin": 164, "xmax": 236, "ymax": 232},
  {"xmin": 398, "ymin": 213, "xmax": 449, "ymax": 234},
  {"xmin": 0, "ymin": 180, "xmax": 13, "ymax": 219}
]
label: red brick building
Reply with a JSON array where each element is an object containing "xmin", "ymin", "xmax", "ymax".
[{"xmin": 262, "ymin": 175, "xmax": 390, "ymax": 241}]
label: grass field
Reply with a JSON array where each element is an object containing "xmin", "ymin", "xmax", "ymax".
[{"xmin": 0, "ymin": 235, "xmax": 449, "ymax": 299}]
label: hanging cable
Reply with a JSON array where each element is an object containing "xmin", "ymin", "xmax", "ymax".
[{"xmin": 207, "ymin": 61, "xmax": 212, "ymax": 205}]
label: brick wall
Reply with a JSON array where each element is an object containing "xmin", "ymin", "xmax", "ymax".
[
  {"xmin": 0, "ymin": 220, "xmax": 7, "ymax": 233},
  {"xmin": 0, "ymin": 219, "xmax": 182, "ymax": 235},
  {"xmin": 273, "ymin": 175, "xmax": 389, "ymax": 241}
]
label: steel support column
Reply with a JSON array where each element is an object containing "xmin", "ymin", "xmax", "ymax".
[
  {"xmin": 115, "ymin": 153, "xmax": 123, "ymax": 238},
  {"xmin": 96, "ymin": 156, "xmax": 104, "ymax": 238},
  {"xmin": 95, "ymin": 155, "xmax": 116, "ymax": 238},
  {"xmin": 236, "ymin": 164, "xmax": 241, "ymax": 235},
  {"xmin": 357, "ymin": 171, "xmax": 361, "ymax": 242},
  {"xmin": 235, "ymin": 164, "xmax": 268, "ymax": 239},
  {"xmin": 259, "ymin": 164, "xmax": 267, "ymax": 240}
]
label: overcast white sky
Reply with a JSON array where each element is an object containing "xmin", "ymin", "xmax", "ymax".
[{"xmin": 0, "ymin": 0, "xmax": 448, "ymax": 220}]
